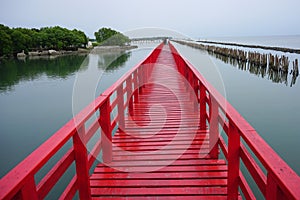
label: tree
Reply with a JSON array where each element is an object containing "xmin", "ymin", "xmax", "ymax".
[
  {"xmin": 0, "ymin": 25, "xmax": 13, "ymax": 56},
  {"xmin": 94, "ymin": 27, "xmax": 130, "ymax": 46},
  {"xmin": 0, "ymin": 24, "xmax": 89, "ymax": 57}
]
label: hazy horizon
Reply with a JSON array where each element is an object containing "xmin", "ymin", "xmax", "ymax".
[{"xmin": 1, "ymin": 0, "xmax": 300, "ymax": 39}]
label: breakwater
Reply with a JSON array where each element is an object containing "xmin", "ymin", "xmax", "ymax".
[
  {"xmin": 173, "ymin": 40, "xmax": 299, "ymax": 87},
  {"xmin": 197, "ymin": 40, "xmax": 300, "ymax": 54}
]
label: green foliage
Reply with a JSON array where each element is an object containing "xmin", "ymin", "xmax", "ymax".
[
  {"xmin": 0, "ymin": 25, "xmax": 13, "ymax": 56},
  {"xmin": 94, "ymin": 27, "xmax": 130, "ymax": 46},
  {"xmin": 0, "ymin": 24, "xmax": 88, "ymax": 57}
]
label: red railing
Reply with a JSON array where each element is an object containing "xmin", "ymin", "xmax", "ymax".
[
  {"xmin": 1, "ymin": 42, "xmax": 299, "ymax": 200},
  {"xmin": 0, "ymin": 43, "xmax": 164, "ymax": 200},
  {"xmin": 169, "ymin": 42, "xmax": 300, "ymax": 200}
]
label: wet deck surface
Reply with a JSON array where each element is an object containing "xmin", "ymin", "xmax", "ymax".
[{"xmin": 90, "ymin": 45, "xmax": 229, "ymax": 199}]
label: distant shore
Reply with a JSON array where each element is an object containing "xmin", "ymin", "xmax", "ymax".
[
  {"xmin": 91, "ymin": 45, "xmax": 138, "ymax": 53},
  {"xmin": 197, "ymin": 40, "xmax": 300, "ymax": 54},
  {"xmin": 0, "ymin": 45, "xmax": 138, "ymax": 60}
]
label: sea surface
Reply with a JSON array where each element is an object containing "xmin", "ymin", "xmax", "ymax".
[{"xmin": 200, "ymin": 35, "xmax": 300, "ymax": 49}]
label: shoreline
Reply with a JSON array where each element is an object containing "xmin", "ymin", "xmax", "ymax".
[
  {"xmin": 91, "ymin": 45, "xmax": 138, "ymax": 53},
  {"xmin": 0, "ymin": 45, "xmax": 138, "ymax": 61},
  {"xmin": 197, "ymin": 40, "xmax": 300, "ymax": 54}
]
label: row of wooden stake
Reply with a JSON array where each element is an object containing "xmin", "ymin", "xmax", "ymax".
[{"xmin": 174, "ymin": 40, "xmax": 299, "ymax": 77}]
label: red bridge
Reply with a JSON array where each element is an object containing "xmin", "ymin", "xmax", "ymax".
[{"xmin": 0, "ymin": 43, "xmax": 299, "ymax": 199}]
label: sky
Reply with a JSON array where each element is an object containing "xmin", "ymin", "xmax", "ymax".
[{"xmin": 1, "ymin": 0, "xmax": 300, "ymax": 39}]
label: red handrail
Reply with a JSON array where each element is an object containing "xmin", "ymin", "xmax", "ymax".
[
  {"xmin": 0, "ymin": 43, "xmax": 164, "ymax": 200},
  {"xmin": 169, "ymin": 42, "xmax": 300, "ymax": 200}
]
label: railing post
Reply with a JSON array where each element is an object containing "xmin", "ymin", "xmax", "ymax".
[
  {"xmin": 20, "ymin": 176, "xmax": 38, "ymax": 200},
  {"xmin": 199, "ymin": 83, "xmax": 207, "ymax": 130},
  {"xmin": 227, "ymin": 121, "xmax": 240, "ymax": 200},
  {"xmin": 133, "ymin": 70, "xmax": 139, "ymax": 103},
  {"xmin": 266, "ymin": 172, "xmax": 283, "ymax": 199},
  {"xmin": 73, "ymin": 125, "xmax": 91, "ymax": 200},
  {"xmin": 209, "ymin": 97, "xmax": 219, "ymax": 158},
  {"xmin": 127, "ymin": 75, "xmax": 133, "ymax": 113},
  {"xmin": 117, "ymin": 86, "xmax": 125, "ymax": 130},
  {"xmin": 193, "ymin": 77, "xmax": 199, "ymax": 111},
  {"xmin": 100, "ymin": 99, "xmax": 112, "ymax": 163}
]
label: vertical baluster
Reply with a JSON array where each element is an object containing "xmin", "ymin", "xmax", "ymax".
[
  {"xmin": 73, "ymin": 125, "xmax": 91, "ymax": 200},
  {"xmin": 227, "ymin": 121, "xmax": 240, "ymax": 200},
  {"xmin": 199, "ymin": 83, "xmax": 207, "ymax": 130},
  {"xmin": 266, "ymin": 172, "xmax": 284, "ymax": 199},
  {"xmin": 100, "ymin": 99, "xmax": 112, "ymax": 163},
  {"xmin": 20, "ymin": 176, "xmax": 38, "ymax": 200},
  {"xmin": 126, "ymin": 76, "xmax": 133, "ymax": 113},
  {"xmin": 193, "ymin": 77, "xmax": 199, "ymax": 110},
  {"xmin": 133, "ymin": 70, "xmax": 139, "ymax": 103},
  {"xmin": 117, "ymin": 85, "xmax": 125, "ymax": 131},
  {"xmin": 209, "ymin": 97, "xmax": 219, "ymax": 158}
]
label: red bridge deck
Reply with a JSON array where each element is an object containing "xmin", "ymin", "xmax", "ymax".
[
  {"xmin": 0, "ymin": 42, "xmax": 299, "ymax": 200},
  {"xmin": 90, "ymin": 45, "xmax": 229, "ymax": 199}
]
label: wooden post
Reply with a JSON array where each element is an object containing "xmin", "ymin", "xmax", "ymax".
[
  {"xmin": 20, "ymin": 176, "xmax": 38, "ymax": 200},
  {"xmin": 227, "ymin": 121, "xmax": 240, "ymax": 200},
  {"xmin": 100, "ymin": 99, "xmax": 112, "ymax": 163},
  {"xmin": 117, "ymin": 86, "xmax": 125, "ymax": 130},
  {"xmin": 73, "ymin": 125, "xmax": 91, "ymax": 200},
  {"xmin": 133, "ymin": 70, "xmax": 139, "ymax": 103},
  {"xmin": 209, "ymin": 97, "xmax": 219, "ymax": 158},
  {"xmin": 199, "ymin": 83, "xmax": 207, "ymax": 130},
  {"xmin": 126, "ymin": 76, "xmax": 133, "ymax": 113}
]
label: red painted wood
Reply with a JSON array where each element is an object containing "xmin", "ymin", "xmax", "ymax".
[
  {"xmin": 100, "ymin": 99, "xmax": 112, "ymax": 163},
  {"xmin": 240, "ymin": 144, "xmax": 267, "ymax": 195},
  {"xmin": 209, "ymin": 96, "xmax": 219, "ymax": 158},
  {"xmin": 20, "ymin": 176, "xmax": 38, "ymax": 200},
  {"xmin": 59, "ymin": 176, "xmax": 77, "ymax": 200},
  {"xmin": 90, "ymin": 171, "xmax": 228, "ymax": 180},
  {"xmin": 227, "ymin": 122, "xmax": 240, "ymax": 200},
  {"xmin": 90, "ymin": 179, "xmax": 227, "ymax": 187},
  {"xmin": 73, "ymin": 126, "xmax": 91, "ymax": 200},
  {"xmin": 95, "ymin": 159, "xmax": 226, "ymax": 167},
  {"xmin": 91, "ymin": 197, "xmax": 228, "ymax": 200},
  {"xmin": 90, "ymin": 187, "xmax": 227, "ymax": 196},
  {"xmin": 37, "ymin": 148, "xmax": 74, "ymax": 199}
]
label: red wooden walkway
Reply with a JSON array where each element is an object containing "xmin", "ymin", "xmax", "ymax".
[
  {"xmin": 0, "ymin": 42, "xmax": 299, "ymax": 200},
  {"xmin": 90, "ymin": 45, "xmax": 228, "ymax": 199}
]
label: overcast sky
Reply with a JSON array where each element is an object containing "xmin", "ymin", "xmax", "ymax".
[{"xmin": 1, "ymin": 0, "xmax": 300, "ymax": 39}]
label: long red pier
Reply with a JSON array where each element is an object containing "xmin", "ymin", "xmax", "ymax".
[{"xmin": 0, "ymin": 42, "xmax": 299, "ymax": 199}]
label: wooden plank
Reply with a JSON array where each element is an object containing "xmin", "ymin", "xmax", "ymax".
[
  {"xmin": 96, "ymin": 159, "xmax": 226, "ymax": 167},
  {"xmin": 91, "ymin": 196, "xmax": 228, "ymax": 200},
  {"xmin": 90, "ymin": 171, "xmax": 227, "ymax": 180},
  {"xmin": 90, "ymin": 187, "xmax": 227, "ymax": 196},
  {"xmin": 93, "ymin": 165, "xmax": 227, "ymax": 173},
  {"xmin": 90, "ymin": 179, "xmax": 227, "ymax": 187}
]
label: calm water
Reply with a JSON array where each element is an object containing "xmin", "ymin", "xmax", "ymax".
[
  {"xmin": 0, "ymin": 40, "xmax": 299, "ymax": 198},
  {"xmin": 200, "ymin": 35, "xmax": 300, "ymax": 49}
]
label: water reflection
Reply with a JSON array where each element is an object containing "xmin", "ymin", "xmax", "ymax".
[
  {"xmin": 0, "ymin": 55, "xmax": 87, "ymax": 92},
  {"xmin": 0, "ymin": 49, "xmax": 133, "ymax": 93},
  {"xmin": 97, "ymin": 51, "xmax": 131, "ymax": 71}
]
